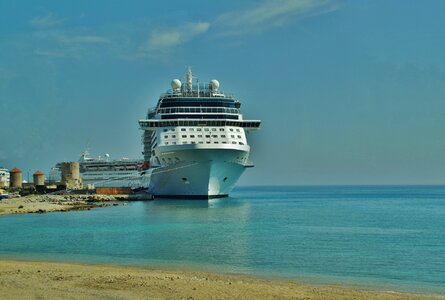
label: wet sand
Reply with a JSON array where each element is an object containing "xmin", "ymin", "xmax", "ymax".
[
  {"xmin": 0, "ymin": 260, "xmax": 437, "ymax": 300},
  {"xmin": 0, "ymin": 194, "xmax": 124, "ymax": 215}
]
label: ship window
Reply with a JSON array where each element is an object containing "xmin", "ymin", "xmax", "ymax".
[
  {"xmin": 231, "ymin": 135, "xmax": 235, "ymax": 138},
  {"xmin": 212, "ymin": 128, "xmax": 216, "ymax": 131},
  {"xmin": 189, "ymin": 128, "xmax": 194, "ymax": 131},
  {"xmin": 221, "ymin": 135, "xmax": 226, "ymax": 138},
  {"xmin": 165, "ymin": 142, "xmax": 169, "ymax": 145},
  {"xmin": 172, "ymin": 142, "xmax": 176, "ymax": 145},
  {"xmin": 164, "ymin": 135, "xmax": 168, "ymax": 138},
  {"xmin": 182, "ymin": 135, "xmax": 187, "ymax": 138},
  {"xmin": 199, "ymin": 141, "xmax": 203, "ymax": 144},
  {"xmin": 198, "ymin": 135, "xmax": 202, "ymax": 138},
  {"xmin": 219, "ymin": 128, "xmax": 224, "ymax": 131},
  {"xmin": 206, "ymin": 141, "xmax": 211, "ymax": 144},
  {"xmin": 232, "ymin": 141, "xmax": 236, "ymax": 144},
  {"xmin": 204, "ymin": 128, "xmax": 209, "ymax": 131},
  {"xmin": 190, "ymin": 135, "xmax": 195, "ymax": 138},
  {"xmin": 222, "ymin": 141, "xmax": 227, "ymax": 144},
  {"xmin": 181, "ymin": 128, "xmax": 186, "ymax": 131},
  {"xmin": 197, "ymin": 128, "xmax": 202, "ymax": 131},
  {"xmin": 191, "ymin": 141, "xmax": 196, "ymax": 144},
  {"xmin": 214, "ymin": 141, "xmax": 219, "ymax": 144},
  {"xmin": 237, "ymin": 135, "xmax": 241, "ymax": 138},
  {"xmin": 172, "ymin": 135, "xmax": 176, "ymax": 138},
  {"xmin": 239, "ymin": 142, "xmax": 244, "ymax": 145},
  {"xmin": 163, "ymin": 129, "xmax": 168, "ymax": 132},
  {"xmin": 205, "ymin": 135, "xmax": 210, "ymax": 138},
  {"xmin": 236, "ymin": 129, "xmax": 240, "ymax": 132},
  {"xmin": 229, "ymin": 128, "xmax": 233, "ymax": 131},
  {"xmin": 212, "ymin": 135, "xmax": 218, "ymax": 138}
]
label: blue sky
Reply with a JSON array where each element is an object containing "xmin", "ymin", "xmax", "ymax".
[{"xmin": 1, "ymin": 0, "xmax": 445, "ymax": 185}]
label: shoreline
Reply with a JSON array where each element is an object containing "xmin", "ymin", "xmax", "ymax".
[
  {"xmin": 0, "ymin": 194, "xmax": 129, "ymax": 215},
  {"xmin": 0, "ymin": 259, "xmax": 439, "ymax": 299}
]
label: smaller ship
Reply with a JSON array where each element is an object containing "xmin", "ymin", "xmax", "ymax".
[
  {"xmin": 0, "ymin": 168, "xmax": 10, "ymax": 188},
  {"xmin": 49, "ymin": 150, "xmax": 143, "ymax": 188}
]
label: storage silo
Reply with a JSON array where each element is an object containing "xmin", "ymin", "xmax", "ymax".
[
  {"xmin": 33, "ymin": 170, "xmax": 45, "ymax": 186},
  {"xmin": 10, "ymin": 168, "xmax": 23, "ymax": 188}
]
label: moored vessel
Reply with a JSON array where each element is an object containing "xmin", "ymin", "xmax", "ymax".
[
  {"xmin": 49, "ymin": 150, "xmax": 143, "ymax": 188},
  {"xmin": 139, "ymin": 68, "xmax": 260, "ymax": 198}
]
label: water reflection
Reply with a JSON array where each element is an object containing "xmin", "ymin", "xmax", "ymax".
[
  {"xmin": 143, "ymin": 197, "xmax": 246, "ymax": 209},
  {"xmin": 137, "ymin": 197, "xmax": 253, "ymax": 273}
]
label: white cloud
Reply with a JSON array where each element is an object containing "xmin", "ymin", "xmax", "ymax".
[
  {"xmin": 34, "ymin": 48, "xmax": 65, "ymax": 58},
  {"xmin": 28, "ymin": 1, "xmax": 339, "ymax": 60},
  {"xmin": 32, "ymin": 30, "xmax": 110, "ymax": 59},
  {"xmin": 216, "ymin": 0, "xmax": 340, "ymax": 36},
  {"xmin": 60, "ymin": 35, "xmax": 110, "ymax": 45},
  {"xmin": 143, "ymin": 22, "xmax": 210, "ymax": 51},
  {"xmin": 30, "ymin": 13, "xmax": 63, "ymax": 28}
]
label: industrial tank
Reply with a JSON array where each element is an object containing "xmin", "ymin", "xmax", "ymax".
[
  {"xmin": 33, "ymin": 170, "xmax": 45, "ymax": 186},
  {"xmin": 9, "ymin": 168, "xmax": 22, "ymax": 188}
]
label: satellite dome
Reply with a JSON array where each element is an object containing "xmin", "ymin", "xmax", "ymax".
[
  {"xmin": 171, "ymin": 79, "xmax": 182, "ymax": 91},
  {"xmin": 210, "ymin": 79, "xmax": 220, "ymax": 91}
]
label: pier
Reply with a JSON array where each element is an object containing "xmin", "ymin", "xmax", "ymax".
[{"xmin": 0, "ymin": 163, "xmax": 153, "ymax": 215}]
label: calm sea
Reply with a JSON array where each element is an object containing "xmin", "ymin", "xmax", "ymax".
[{"xmin": 1, "ymin": 186, "xmax": 444, "ymax": 295}]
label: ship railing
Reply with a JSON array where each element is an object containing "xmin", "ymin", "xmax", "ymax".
[
  {"xmin": 87, "ymin": 174, "xmax": 144, "ymax": 188},
  {"xmin": 160, "ymin": 90, "xmax": 234, "ymax": 99},
  {"xmin": 139, "ymin": 119, "xmax": 261, "ymax": 130},
  {"xmin": 156, "ymin": 107, "xmax": 241, "ymax": 114}
]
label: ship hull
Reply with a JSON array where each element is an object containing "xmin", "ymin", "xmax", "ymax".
[{"xmin": 143, "ymin": 147, "xmax": 249, "ymax": 199}]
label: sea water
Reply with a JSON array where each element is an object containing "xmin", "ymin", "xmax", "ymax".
[{"xmin": 0, "ymin": 186, "xmax": 444, "ymax": 295}]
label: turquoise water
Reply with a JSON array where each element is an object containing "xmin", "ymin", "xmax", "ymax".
[{"xmin": 1, "ymin": 186, "xmax": 444, "ymax": 295}]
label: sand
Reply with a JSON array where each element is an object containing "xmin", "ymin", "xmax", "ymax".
[
  {"xmin": 0, "ymin": 260, "xmax": 438, "ymax": 300},
  {"xmin": 0, "ymin": 194, "xmax": 124, "ymax": 215}
]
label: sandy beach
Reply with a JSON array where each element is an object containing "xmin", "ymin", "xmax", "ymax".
[
  {"xmin": 0, "ymin": 194, "xmax": 125, "ymax": 215},
  {"xmin": 0, "ymin": 260, "xmax": 437, "ymax": 300}
]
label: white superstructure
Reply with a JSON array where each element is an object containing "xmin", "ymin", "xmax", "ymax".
[
  {"xmin": 49, "ymin": 151, "xmax": 143, "ymax": 188},
  {"xmin": 139, "ymin": 68, "xmax": 261, "ymax": 198},
  {"xmin": 0, "ymin": 168, "xmax": 10, "ymax": 188}
]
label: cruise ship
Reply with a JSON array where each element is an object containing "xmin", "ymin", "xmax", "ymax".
[
  {"xmin": 139, "ymin": 68, "xmax": 261, "ymax": 198},
  {"xmin": 49, "ymin": 151, "xmax": 143, "ymax": 188},
  {"xmin": 0, "ymin": 168, "xmax": 10, "ymax": 188}
]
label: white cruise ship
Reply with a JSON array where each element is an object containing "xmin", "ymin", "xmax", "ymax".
[
  {"xmin": 0, "ymin": 168, "xmax": 10, "ymax": 188},
  {"xmin": 139, "ymin": 68, "xmax": 261, "ymax": 198},
  {"xmin": 49, "ymin": 151, "xmax": 143, "ymax": 188}
]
